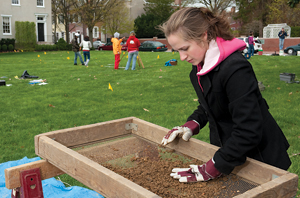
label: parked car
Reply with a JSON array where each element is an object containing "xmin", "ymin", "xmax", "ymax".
[
  {"xmin": 98, "ymin": 42, "xmax": 127, "ymax": 51},
  {"xmin": 237, "ymin": 37, "xmax": 263, "ymax": 53},
  {"xmin": 93, "ymin": 41, "xmax": 106, "ymax": 49},
  {"xmin": 139, "ymin": 41, "xmax": 168, "ymax": 52},
  {"xmin": 283, "ymin": 43, "xmax": 300, "ymax": 55}
]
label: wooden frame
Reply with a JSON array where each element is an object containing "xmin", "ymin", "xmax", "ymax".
[{"xmin": 5, "ymin": 117, "xmax": 298, "ymax": 197}]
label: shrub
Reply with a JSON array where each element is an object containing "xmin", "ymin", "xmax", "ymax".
[
  {"xmin": 291, "ymin": 26, "xmax": 300, "ymax": 37},
  {"xmin": 66, "ymin": 44, "xmax": 72, "ymax": 51},
  {"xmin": 56, "ymin": 38, "xmax": 67, "ymax": 50},
  {"xmin": 8, "ymin": 44, "xmax": 14, "ymax": 51},
  {"xmin": 2, "ymin": 44, "xmax": 7, "ymax": 51}
]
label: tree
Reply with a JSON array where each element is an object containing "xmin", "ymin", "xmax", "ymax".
[
  {"xmin": 102, "ymin": 1, "xmax": 134, "ymax": 37},
  {"xmin": 194, "ymin": 0, "xmax": 234, "ymax": 14},
  {"xmin": 135, "ymin": 0, "xmax": 175, "ymax": 38},
  {"xmin": 288, "ymin": 0, "xmax": 300, "ymax": 7},
  {"xmin": 70, "ymin": 0, "xmax": 122, "ymax": 44},
  {"xmin": 52, "ymin": 0, "xmax": 59, "ymax": 43},
  {"xmin": 54, "ymin": 0, "xmax": 76, "ymax": 44},
  {"xmin": 267, "ymin": 0, "xmax": 300, "ymax": 26},
  {"xmin": 235, "ymin": 0, "xmax": 271, "ymax": 37}
]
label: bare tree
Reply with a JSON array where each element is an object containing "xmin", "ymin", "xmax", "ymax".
[
  {"xmin": 54, "ymin": 0, "xmax": 77, "ymax": 44},
  {"xmin": 194, "ymin": 0, "xmax": 234, "ymax": 13},
  {"xmin": 52, "ymin": 0, "xmax": 59, "ymax": 43},
  {"xmin": 102, "ymin": 1, "xmax": 134, "ymax": 37},
  {"xmin": 70, "ymin": 0, "xmax": 123, "ymax": 44}
]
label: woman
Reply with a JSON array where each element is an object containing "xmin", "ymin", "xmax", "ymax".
[
  {"xmin": 79, "ymin": 36, "xmax": 92, "ymax": 66},
  {"xmin": 111, "ymin": 32, "xmax": 125, "ymax": 70},
  {"xmin": 160, "ymin": 7, "xmax": 291, "ymax": 183},
  {"xmin": 125, "ymin": 31, "xmax": 141, "ymax": 70},
  {"xmin": 248, "ymin": 31, "xmax": 255, "ymax": 57}
]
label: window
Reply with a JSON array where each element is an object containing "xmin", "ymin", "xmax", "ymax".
[
  {"xmin": 2, "ymin": 16, "xmax": 12, "ymax": 35},
  {"xmin": 58, "ymin": 14, "xmax": 64, "ymax": 24},
  {"xmin": 61, "ymin": 32, "xmax": 65, "ymax": 39},
  {"xmin": 37, "ymin": 0, "xmax": 44, "ymax": 7},
  {"xmin": 93, "ymin": 26, "xmax": 99, "ymax": 38},
  {"xmin": 12, "ymin": 0, "xmax": 20, "ymax": 5}
]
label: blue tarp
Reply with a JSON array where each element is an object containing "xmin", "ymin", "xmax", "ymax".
[
  {"xmin": 0, "ymin": 157, "xmax": 104, "ymax": 198},
  {"xmin": 165, "ymin": 59, "xmax": 177, "ymax": 66}
]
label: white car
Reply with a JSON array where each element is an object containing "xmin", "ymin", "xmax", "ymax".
[
  {"xmin": 93, "ymin": 41, "xmax": 106, "ymax": 49},
  {"xmin": 237, "ymin": 37, "xmax": 263, "ymax": 54}
]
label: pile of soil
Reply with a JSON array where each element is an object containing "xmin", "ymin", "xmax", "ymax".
[{"xmin": 81, "ymin": 139, "xmax": 248, "ymax": 197}]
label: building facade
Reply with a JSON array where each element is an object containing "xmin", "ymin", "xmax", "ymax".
[{"xmin": 1, "ymin": 0, "xmax": 52, "ymax": 43}]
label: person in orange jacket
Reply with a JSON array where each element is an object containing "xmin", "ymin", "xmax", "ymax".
[{"xmin": 111, "ymin": 32, "xmax": 125, "ymax": 69}]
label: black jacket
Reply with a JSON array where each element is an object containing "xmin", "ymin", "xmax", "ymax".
[
  {"xmin": 72, "ymin": 38, "xmax": 80, "ymax": 52},
  {"xmin": 188, "ymin": 51, "xmax": 291, "ymax": 174}
]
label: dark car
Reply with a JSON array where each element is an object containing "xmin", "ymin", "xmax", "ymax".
[
  {"xmin": 98, "ymin": 42, "xmax": 127, "ymax": 51},
  {"xmin": 139, "ymin": 41, "xmax": 168, "ymax": 52},
  {"xmin": 284, "ymin": 43, "xmax": 300, "ymax": 55}
]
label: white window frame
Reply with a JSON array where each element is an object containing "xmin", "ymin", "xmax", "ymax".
[
  {"xmin": 1, "ymin": 15, "xmax": 12, "ymax": 35},
  {"xmin": 12, "ymin": 0, "xmax": 20, "ymax": 6},
  {"xmin": 37, "ymin": 0, "xmax": 44, "ymax": 7},
  {"xmin": 35, "ymin": 13, "xmax": 48, "ymax": 42},
  {"xmin": 93, "ymin": 26, "xmax": 99, "ymax": 39},
  {"xmin": 86, "ymin": 28, "xmax": 89, "ymax": 36},
  {"xmin": 58, "ymin": 14, "xmax": 64, "ymax": 24}
]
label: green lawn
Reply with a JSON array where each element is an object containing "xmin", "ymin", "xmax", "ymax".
[{"xmin": 0, "ymin": 50, "xmax": 299, "ymax": 195}]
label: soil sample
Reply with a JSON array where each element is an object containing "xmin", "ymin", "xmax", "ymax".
[{"xmin": 78, "ymin": 137, "xmax": 258, "ymax": 197}]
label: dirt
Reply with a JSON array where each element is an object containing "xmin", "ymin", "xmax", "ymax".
[{"xmin": 78, "ymin": 137, "xmax": 256, "ymax": 197}]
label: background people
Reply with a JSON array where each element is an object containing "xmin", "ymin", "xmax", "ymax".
[
  {"xmin": 248, "ymin": 31, "xmax": 254, "ymax": 57},
  {"xmin": 111, "ymin": 32, "xmax": 125, "ymax": 70},
  {"xmin": 72, "ymin": 33, "xmax": 84, "ymax": 65},
  {"xmin": 160, "ymin": 7, "xmax": 291, "ymax": 183},
  {"xmin": 80, "ymin": 36, "xmax": 92, "ymax": 66},
  {"xmin": 278, "ymin": 28, "xmax": 289, "ymax": 50},
  {"xmin": 125, "ymin": 31, "xmax": 141, "ymax": 71}
]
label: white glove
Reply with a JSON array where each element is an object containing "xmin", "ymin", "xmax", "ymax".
[
  {"xmin": 161, "ymin": 120, "xmax": 199, "ymax": 146},
  {"xmin": 161, "ymin": 126, "xmax": 193, "ymax": 146},
  {"xmin": 170, "ymin": 158, "xmax": 222, "ymax": 183}
]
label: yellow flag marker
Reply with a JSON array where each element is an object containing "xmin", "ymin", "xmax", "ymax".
[
  {"xmin": 108, "ymin": 83, "xmax": 113, "ymax": 91},
  {"xmin": 157, "ymin": 55, "xmax": 159, "ymax": 59}
]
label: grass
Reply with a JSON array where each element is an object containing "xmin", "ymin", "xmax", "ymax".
[{"xmin": 0, "ymin": 50, "xmax": 299, "ymax": 195}]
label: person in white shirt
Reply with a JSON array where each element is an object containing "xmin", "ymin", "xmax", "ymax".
[{"xmin": 80, "ymin": 36, "xmax": 92, "ymax": 66}]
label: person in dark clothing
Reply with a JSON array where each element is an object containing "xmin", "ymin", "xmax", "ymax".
[
  {"xmin": 278, "ymin": 28, "xmax": 289, "ymax": 50},
  {"xmin": 72, "ymin": 33, "xmax": 84, "ymax": 65},
  {"xmin": 160, "ymin": 7, "xmax": 291, "ymax": 183}
]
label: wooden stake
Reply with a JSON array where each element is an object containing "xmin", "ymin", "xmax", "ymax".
[{"xmin": 137, "ymin": 54, "xmax": 145, "ymax": 69}]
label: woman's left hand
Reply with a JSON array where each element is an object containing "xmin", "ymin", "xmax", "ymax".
[{"xmin": 170, "ymin": 158, "xmax": 222, "ymax": 182}]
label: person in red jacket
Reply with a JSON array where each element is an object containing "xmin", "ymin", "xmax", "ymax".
[{"xmin": 125, "ymin": 31, "xmax": 141, "ymax": 70}]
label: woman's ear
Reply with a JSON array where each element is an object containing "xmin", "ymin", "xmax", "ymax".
[{"xmin": 202, "ymin": 31, "xmax": 208, "ymax": 41}]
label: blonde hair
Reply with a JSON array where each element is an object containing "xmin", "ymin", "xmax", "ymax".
[{"xmin": 160, "ymin": 7, "xmax": 233, "ymax": 43}]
